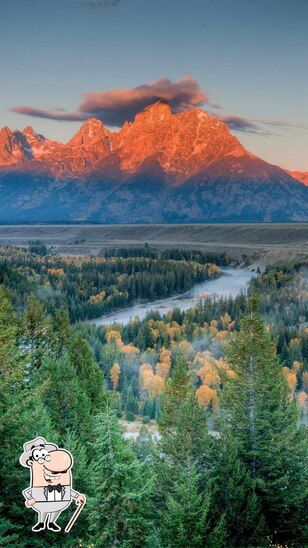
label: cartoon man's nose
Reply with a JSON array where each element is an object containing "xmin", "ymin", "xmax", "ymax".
[{"xmin": 47, "ymin": 450, "xmax": 72, "ymax": 472}]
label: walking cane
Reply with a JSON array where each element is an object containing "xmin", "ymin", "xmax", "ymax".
[{"xmin": 65, "ymin": 499, "xmax": 85, "ymax": 533}]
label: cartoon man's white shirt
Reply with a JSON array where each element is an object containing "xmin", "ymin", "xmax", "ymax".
[{"xmin": 23, "ymin": 485, "xmax": 79, "ymax": 502}]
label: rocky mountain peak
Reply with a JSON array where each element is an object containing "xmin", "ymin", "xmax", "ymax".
[
  {"xmin": 67, "ymin": 118, "xmax": 108, "ymax": 146},
  {"xmin": 0, "ymin": 106, "xmax": 306, "ymax": 189}
]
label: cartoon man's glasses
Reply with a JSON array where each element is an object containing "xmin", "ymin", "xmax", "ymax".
[{"xmin": 31, "ymin": 447, "xmax": 51, "ymax": 464}]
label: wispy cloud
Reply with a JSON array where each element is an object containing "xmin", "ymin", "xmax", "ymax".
[
  {"xmin": 10, "ymin": 106, "xmax": 86, "ymax": 121},
  {"xmin": 10, "ymin": 76, "xmax": 208, "ymax": 127},
  {"xmin": 219, "ymin": 116, "xmax": 265, "ymax": 134},
  {"xmin": 81, "ymin": 0, "xmax": 120, "ymax": 8},
  {"xmin": 219, "ymin": 114, "xmax": 308, "ymax": 136}
]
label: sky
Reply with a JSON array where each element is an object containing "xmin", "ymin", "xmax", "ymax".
[{"xmin": 0, "ymin": 0, "xmax": 307, "ymax": 170}]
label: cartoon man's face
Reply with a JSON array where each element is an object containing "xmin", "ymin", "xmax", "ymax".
[{"xmin": 27, "ymin": 447, "xmax": 73, "ymax": 487}]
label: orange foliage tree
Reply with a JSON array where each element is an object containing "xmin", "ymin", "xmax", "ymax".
[
  {"xmin": 110, "ymin": 362, "xmax": 121, "ymax": 390},
  {"xmin": 195, "ymin": 385, "xmax": 218, "ymax": 411}
]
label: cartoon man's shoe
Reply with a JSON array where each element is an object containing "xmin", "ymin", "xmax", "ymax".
[
  {"xmin": 32, "ymin": 522, "xmax": 46, "ymax": 532},
  {"xmin": 48, "ymin": 522, "xmax": 61, "ymax": 532}
]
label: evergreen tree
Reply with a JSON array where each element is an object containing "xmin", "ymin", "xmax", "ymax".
[
  {"xmin": 208, "ymin": 426, "xmax": 265, "ymax": 547},
  {"xmin": 158, "ymin": 392, "xmax": 210, "ymax": 474},
  {"xmin": 158, "ymin": 353, "xmax": 191, "ymax": 435},
  {"xmin": 143, "ymin": 398, "xmax": 155, "ymax": 419},
  {"xmin": 50, "ymin": 307, "xmax": 72, "ymax": 356},
  {"xmin": 136, "ymin": 322, "xmax": 154, "ymax": 351},
  {"xmin": 159, "ymin": 458, "xmax": 212, "ymax": 548},
  {"xmin": 89, "ymin": 404, "xmax": 154, "ymax": 547},
  {"xmin": 39, "ymin": 354, "xmax": 92, "ymax": 441},
  {"xmin": 58, "ymin": 430, "xmax": 91, "ymax": 539},
  {"xmin": 223, "ymin": 299, "xmax": 308, "ymax": 544},
  {"xmin": 0, "ymin": 386, "xmax": 58, "ymax": 534},
  {"xmin": 133, "ymin": 425, "xmax": 155, "ymax": 464},
  {"xmin": 69, "ymin": 332, "xmax": 106, "ymax": 411},
  {"xmin": 155, "ymin": 389, "xmax": 224, "ymax": 546},
  {"xmin": 125, "ymin": 385, "xmax": 139, "ymax": 417},
  {"xmin": 20, "ymin": 294, "xmax": 52, "ymax": 372},
  {"xmin": 0, "ymin": 509, "xmax": 21, "ymax": 546},
  {"xmin": 0, "ymin": 285, "xmax": 23, "ymax": 386}
]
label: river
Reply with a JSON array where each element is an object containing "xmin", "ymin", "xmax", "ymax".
[{"xmin": 91, "ymin": 267, "xmax": 255, "ymax": 327}]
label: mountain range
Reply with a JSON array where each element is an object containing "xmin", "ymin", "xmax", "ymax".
[{"xmin": 0, "ymin": 101, "xmax": 307, "ymax": 223}]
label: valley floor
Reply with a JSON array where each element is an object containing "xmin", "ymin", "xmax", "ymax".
[{"xmin": 0, "ymin": 223, "xmax": 307, "ymax": 262}]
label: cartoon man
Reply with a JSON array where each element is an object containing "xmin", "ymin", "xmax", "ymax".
[{"xmin": 20, "ymin": 436, "xmax": 86, "ymax": 532}]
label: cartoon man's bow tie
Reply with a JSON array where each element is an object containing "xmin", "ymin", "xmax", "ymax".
[{"xmin": 47, "ymin": 483, "xmax": 62, "ymax": 493}]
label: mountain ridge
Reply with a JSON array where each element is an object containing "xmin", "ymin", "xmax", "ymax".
[{"xmin": 0, "ymin": 102, "xmax": 307, "ymax": 223}]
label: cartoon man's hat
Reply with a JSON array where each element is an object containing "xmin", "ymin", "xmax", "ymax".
[{"xmin": 20, "ymin": 437, "xmax": 58, "ymax": 467}]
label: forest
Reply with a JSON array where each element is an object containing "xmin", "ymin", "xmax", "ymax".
[
  {"xmin": 0, "ymin": 245, "xmax": 226, "ymax": 321},
  {"xmin": 0, "ymin": 245, "xmax": 307, "ymax": 547}
]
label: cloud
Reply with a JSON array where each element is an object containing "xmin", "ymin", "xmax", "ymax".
[
  {"xmin": 219, "ymin": 116, "xmax": 264, "ymax": 134},
  {"xmin": 11, "ymin": 77, "xmax": 307, "ymax": 136},
  {"xmin": 10, "ymin": 77, "xmax": 208, "ymax": 127},
  {"xmin": 81, "ymin": 0, "xmax": 120, "ymax": 8},
  {"xmin": 10, "ymin": 106, "xmax": 86, "ymax": 121},
  {"xmin": 219, "ymin": 114, "xmax": 308, "ymax": 136}
]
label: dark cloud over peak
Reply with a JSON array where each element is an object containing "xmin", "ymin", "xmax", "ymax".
[
  {"xmin": 10, "ymin": 77, "xmax": 208, "ymax": 127},
  {"xmin": 10, "ymin": 76, "xmax": 307, "ymax": 138}
]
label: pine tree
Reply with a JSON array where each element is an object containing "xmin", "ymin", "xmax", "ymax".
[
  {"xmin": 58, "ymin": 430, "xmax": 90, "ymax": 539},
  {"xmin": 159, "ymin": 457, "xmax": 212, "ymax": 548},
  {"xmin": 158, "ymin": 392, "xmax": 210, "ymax": 473},
  {"xmin": 208, "ymin": 425, "xmax": 265, "ymax": 547},
  {"xmin": 158, "ymin": 354, "xmax": 191, "ymax": 435},
  {"xmin": 0, "ymin": 385, "xmax": 58, "ymax": 533},
  {"xmin": 143, "ymin": 398, "xmax": 155, "ymax": 419},
  {"xmin": 69, "ymin": 332, "xmax": 106, "ymax": 411},
  {"xmin": 0, "ymin": 285, "xmax": 23, "ymax": 388},
  {"xmin": 223, "ymin": 299, "xmax": 308, "ymax": 544},
  {"xmin": 39, "ymin": 354, "xmax": 93, "ymax": 441},
  {"xmin": 136, "ymin": 322, "xmax": 154, "ymax": 351},
  {"xmin": 20, "ymin": 294, "xmax": 52, "ymax": 372},
  {"xmin": 88, "ymin": 404, "xmax": 154, "ymax": 547},
  {"xmin": 125, "ymin": 385, "xmax": 139, "ymax": 417},
  {"xmin": 133, "ymin": 425, "xmax": 155, "ymax": 464},
  {"xmin": 155, "ymin": 389, "xmax": 224, "ymax": 546},
  {"xmin": 0, "ymin": 508, "xmax": 21, "ymax": 546},
  {"xmin": 50, "ymin": 307, "xmax": 73, "ymax": 356}
]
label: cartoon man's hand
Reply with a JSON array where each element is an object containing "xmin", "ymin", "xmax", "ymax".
[
  {"xmin": 26, "ymin": 498, "xmax": 36, "ymax": 507},
  {"xmin": 76, "ymin": 494, "xmax": 86, "ymax": 505}
]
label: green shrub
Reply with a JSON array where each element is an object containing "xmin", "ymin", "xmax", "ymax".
[{"xmin": 125, "ymin": 411, "xmax": 135, "ymax": 421}]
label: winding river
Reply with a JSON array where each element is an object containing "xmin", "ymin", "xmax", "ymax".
[{"xmin": 91, "ymin": 267, "xmax": 255, "ymax": 327}]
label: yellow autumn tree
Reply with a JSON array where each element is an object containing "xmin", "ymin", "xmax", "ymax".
[
  {"xmin": 297, "ymin": 391, "xmax": 307, "ymax": 415},
  {"xmin": 195, "ymin": 385, "xmax": 218, "ymax": 411},
  {"xmin": 110, "ymin": 362, "xmax": 121, "ymax": 390},
  {"xmin": 156, "ymin": 346, "xmax": 172, "ymax": 379},
  {"xmin": 292, "ymin": 360, "xmax": 302, "ymax": 373},
  {"xmin": 303, "ymin": 372, "xmax": 308, "ymax": 392},
  {"xmin": 140, "ymin": 364, "xmax": 165, "ymax": 398},
  {"xmin": 282, "ymin": 367, "xmax": 297, "ymax": 394},
  {"xmin": 90, "ymin": 290, "xmax": 106, "ymax": 303},
  {"xmin": 139, "ymin": 363, "xmax": 154, "ymax": 390},
  {"xmin": 106, "ymin": 330, "xmax": 122, "ymax": 345},
  {"xmin": 220, "ymin": 312, "xmax": 235, "ymax": 330},
  {"xmin": 145, "ymin": 373, "xmax": 165, "ymax": 398}
]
